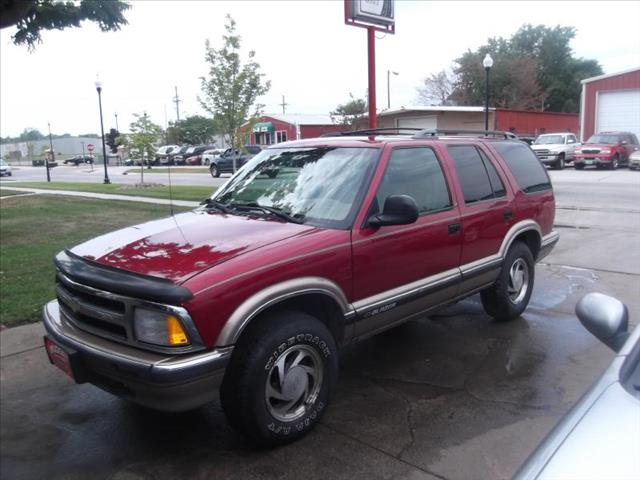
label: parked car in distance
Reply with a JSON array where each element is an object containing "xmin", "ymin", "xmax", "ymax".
[
  {"xmin": 0, "ymin": 159, "xmax": 12, "ymax": 176},
  {"xmin": 530, "ymin": 133, "xmax": 580, "ymax": 170},
  {"xmin": 201, "ymin": 149, "xmax": 225, "ymax": 166},
  {"xmin": 209, "ymin": 145, "xmax": 262, "ymax": 177},
  {"xmin": 42, "ymin": 129, "xmax": 558, "ymax": 447},
  {"xmin": 628, "ymin": 149, "xmax": 640, "ymax": 170},
  {"xmin": 63, "ymin": 155, "xmax": 94, "ymax": 166},
  {"xmin": 515, "ymin": 292, "xmax": 640, "ymax": 479},
  {"xmin": 32, "ymin": 159, "xmax": 58, "ymax": 167},
  {"xmin": 574, "ymin": 131, "xmax": 639, "ymax": 170},
  {"xmin": 184, "ymin": 145, "xmax": 217, "ymax": 166},
  {"xmin": 166, "ymin": 145, "xmax": 189, "ymax": 165},
  {"xmin": 155, "ymin": 145, "xmax": 180, "ymax": 165}
]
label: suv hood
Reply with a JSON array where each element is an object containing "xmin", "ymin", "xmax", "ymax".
[
  {"xmin": 580, "ymin": 143, "xmax": 617, "ymax": 150},
  {"xmin": 71, "ymin": 210, "xmax": 315, "ymax": 284}
]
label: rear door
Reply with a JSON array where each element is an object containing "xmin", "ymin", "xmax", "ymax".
[
  {"xmin": 446, "ymin": 143, "xmax": 515, "ymax": 292},
  {"xmin": 351, "ymin": 144, "xmax": 462, "ymax": 339}
]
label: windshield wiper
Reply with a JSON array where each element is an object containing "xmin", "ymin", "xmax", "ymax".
[
  {"xmin": 201, "ymin": 198, "xmax": 233, "ymax": 214},
  {"xmin": 229, "ymin": 202, "xmax": 304, "ymax": 224}
]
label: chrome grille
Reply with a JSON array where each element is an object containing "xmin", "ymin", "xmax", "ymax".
[
  {"xmin": 534, "ymin": 149, "xmax": 550, "ymax": 156},
  {"xmin": 582, "ymin": 148, "xmax": 600, "ymax": 154},
  {"xmin": 56, "ymin": 276, "xmax": 129, "ymax": 342}
]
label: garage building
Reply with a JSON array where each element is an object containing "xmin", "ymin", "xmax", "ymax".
[{"xmin": 580, "ymin": 67, "xmax": 640, "ymax": 141}]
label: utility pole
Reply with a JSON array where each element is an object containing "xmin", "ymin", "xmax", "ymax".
[
  {"xmin": 45, "ymin": 122, "xmax": 52, "ymax": 182},
  {"xmin": 173, "ymin": 86, "xmax": 181, "ymax": 122},
  {"xmin": 280, "ymin": 95, "xmax": 288, "ymax": 114},
  {"xmin": 114, "ymin": 113, "xmax": 119, "ymax": 132}
]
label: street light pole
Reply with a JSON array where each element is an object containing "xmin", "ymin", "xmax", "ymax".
[
  {"xmin": 115, "ymin": 113, "xmax": 119, "ymax": 132},
  {"xmin": 387, "ymin": 70, "xmax": 398, "ymax": 109},
  {"xmin": 95, "ymin": 78, "xmax": 111, "ymax": 184},
  {"xmin": 45, "ymin": 122, "xmax": 53, "ymax": 182},
  {"xmin": 483, "ymin": 53, "xmax": 493, "ymax": 131}
]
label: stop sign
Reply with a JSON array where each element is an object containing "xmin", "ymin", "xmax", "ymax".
[{"xmin": 87, "ymin": 144, "xmax": 94, "ymax": 152}]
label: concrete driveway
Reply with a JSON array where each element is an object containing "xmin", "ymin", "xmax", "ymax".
[{"xmin": 1, "ymin": 169, "xmax": 639, "ymax": 480}]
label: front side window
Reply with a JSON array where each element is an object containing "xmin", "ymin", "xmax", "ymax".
[
  {"xmin": 375, "ymin": 147, "xmax": 451, "ymax": 214},
  {"xmin": 213, "ymin": 147, "xmax": 380, "ymax": 229}
]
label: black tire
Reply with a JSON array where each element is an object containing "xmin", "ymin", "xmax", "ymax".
[
  {"xmin": 481, "ymin": 241, "xmax": 535, "ymax": 321},
  {"xmin": 554, "ymin": 154, "xmax": 565, "ymax": 170},
  {"xmin": 210, "ymin": 164, "xmax": 220, "ymax": 178},
  {"xmin": 575, "ymin": 163, "xmax": 584, "ymax": 170},
  {"xmin": 609, "ymin": 154, "xmax": 619, "ymax": 170},
  {"xmin": 220, "ymin": 310, "xmax": 338, "ymax": 447}
]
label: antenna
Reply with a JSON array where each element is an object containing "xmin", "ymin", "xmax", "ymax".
[{"xmin": 167, "ymin": 159, "xmax": 174, "ymax": 216}]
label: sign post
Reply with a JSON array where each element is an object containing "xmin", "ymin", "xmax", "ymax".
[
  {"xmin": 87, "ymin": 143, "xmax": 95, "ymax": 171},
  {"xmin": 344, "ymin": 0, "xmax": 395, "ymax": 130}
]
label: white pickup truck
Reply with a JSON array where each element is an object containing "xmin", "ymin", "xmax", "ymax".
[{"xmin": 530, "ymin": 133, "xmax": 580, "ymax": 170}]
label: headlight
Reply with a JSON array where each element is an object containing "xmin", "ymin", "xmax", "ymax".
[
  {"xmin": 600, "ymin": 149, "xmax": 611, "ymax": 154},
  {"xmin": 134, "ymin": 308, "xmax": 190, "ymax": 346}
]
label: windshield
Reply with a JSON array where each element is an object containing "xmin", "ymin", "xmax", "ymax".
[
  {"xmin": 586, "ymin": 134, "xmax": 620, "ymax": 144},
  {"xmin": 212, "ymin": 147, "xmax": 380, "ymax": 229},
  {"xmin": 534, "ymin": 135, "xmax": 564, "ymax": 145}
]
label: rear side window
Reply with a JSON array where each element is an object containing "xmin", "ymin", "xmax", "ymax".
[
  {"xmin": 448, "ymin": 145, "xmax": 505, "ymax": 203},
  {"xmin": 492, "ymin": 142, "xmax": 551, "ymax": 193}
]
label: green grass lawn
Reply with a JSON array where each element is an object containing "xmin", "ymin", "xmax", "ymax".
[
  {"xmin": 0, "ymin": 194, "xmax": 189, "ymax": 328},
  {"xmin": 0, "ymin": 189, "xmax": 29, "ymax": 197},
  {"xmin": 124, "ymin": 167, "xmax": 211, "ymax": 174},
  {"xmin": 6, "ymin": 181, "xmax": 216, "ymax": 202}
]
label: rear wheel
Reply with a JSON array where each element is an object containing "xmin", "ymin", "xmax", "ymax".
[
  {"xmin": 209, "ymin": 164, "xmax": 220, "ymax": 178},
  {"xmin": 220, "ymin": 310, "xmax": 338, "ymax": 446},
  {"xmin": 481, "ymin": 241, "xmax": 534, "ymax": 321}
]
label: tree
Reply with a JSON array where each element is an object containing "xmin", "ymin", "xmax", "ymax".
[
  {"xmin": 105, "ymin": 128, "xmax": 119, "ymax": 154},
  {"xmin": 416, "ymin": 70, "xmax": 455, "ymax": 106},
  {"xmin": 18, "ymin": 128, "xmax": 45, "ymax": 141},
  {"xmin": 331, "ymin": 93, "xmax": 367, "ymax": 129},
  {"xmin": 0, "ymin": 0, "xmax": 130, "ymax": 50},
  {"xmin": 199, "ymin": 14, "xmax": 270, "ymax": 171},
  {"xmin": 449, "ymin": 24, "xmax": 603, "ymax": 113},
  {"xmin": 167, "ymin": 115, "xmax": 219, "ymax": 145},
  {"xmin": 128, "ymin": 113, "xmax": 161, "ymax": 183}
]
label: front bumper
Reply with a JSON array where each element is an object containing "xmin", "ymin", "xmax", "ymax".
[
  {"xmin": 43, "ymin": 300, "xmax": 232, "ymax": 411},
  {"xmin": 574, "ymin": 155, "xmax": 613, "ymax": 166}
]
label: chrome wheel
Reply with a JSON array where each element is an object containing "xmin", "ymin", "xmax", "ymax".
[
  {"xmin": 508, "ymin": 258, "xmax": 529, "ymax": 304},
  {"xmin": 265, "ymin": 344, "xmax": 323, "ymax": 422}
]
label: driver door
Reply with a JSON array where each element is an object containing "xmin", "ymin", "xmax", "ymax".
[{"xmin": 350, "ymin": 146, "xmax": 462, "ymax": 339}]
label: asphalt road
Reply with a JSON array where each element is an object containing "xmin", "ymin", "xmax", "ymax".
[{"xmin": 1, "ymin": 167, "xmax": 639, "ymax": 480}]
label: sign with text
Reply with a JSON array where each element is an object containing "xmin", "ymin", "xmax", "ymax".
[{"xmin": 345, "ymin": 0, "xmax": 395, "ymax": 33}]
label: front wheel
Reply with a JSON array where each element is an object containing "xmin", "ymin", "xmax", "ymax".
[
  {"xmin": 575, "ymin": 163, "xmax": 585, "ymax": 170},
  {"xmin": 609, "ymin": 154, "xmax": 619, "ymax": 170},
  {"xmin": 220, "ymin": 311, "xmax": 338, "ymax": 446},
  {"xmin": 555, "ymin": 154, "xmax": 565, "ymax": 170},
  {"xmin": 209, "ymin": 164, "xmax": 220, "ymax": 178},
  {"xmin": 481, "ymin": 241, "xmax": 534, "ymax": 321}
]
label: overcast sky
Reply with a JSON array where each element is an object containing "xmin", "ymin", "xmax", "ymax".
[{"xmin": 1, "ymin": 1, "xmax": 639, "ymax": 138}]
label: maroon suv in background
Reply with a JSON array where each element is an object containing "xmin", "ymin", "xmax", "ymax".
[
  {"xmin": 42, "ymin": 129, "xmax": 559, "ymax": 446},
  {"xmin": 574, "ymin": 131, "xmax": 639, "ymax": 169}
]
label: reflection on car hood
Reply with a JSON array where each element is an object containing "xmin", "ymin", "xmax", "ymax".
[{"xmin": 71, "ymin": 210, "xmax": 315, "ymax": 283}]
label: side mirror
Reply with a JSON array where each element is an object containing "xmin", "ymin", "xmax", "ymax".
[
  {"xmin": 575, "ymin": 293, "xmax": 629, "ymax": 352},
  {"xmin": 367, "ymin": 195, "xmax": 419, "ymax": 228},
  {"xmin": 621, "ymin": 140, "xmax": 628, "ymax": 145}
]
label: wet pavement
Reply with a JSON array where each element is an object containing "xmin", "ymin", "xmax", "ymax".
[{"xmin": 1, "ymin": 171, "xmax": 639, "ymax": 480}]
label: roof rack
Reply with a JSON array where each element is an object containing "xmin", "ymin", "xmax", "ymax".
[
  {"xmin": 320, "ymin": 127, "xmax": 423, "ymax": 137},
  {"xmin": 412, "ymin": 129, "xmax": 518, "ymax": 140}
]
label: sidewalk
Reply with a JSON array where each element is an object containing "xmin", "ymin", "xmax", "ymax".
[{"xmin": 0, "ymin": 187, "xmax": 200, "ymax": 208}]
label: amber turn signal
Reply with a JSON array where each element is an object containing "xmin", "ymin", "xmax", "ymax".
[{"xmin": 166, "ymin": 315, "xmax": 190, "ymax": 346}]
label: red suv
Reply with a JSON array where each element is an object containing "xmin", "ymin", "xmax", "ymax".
[
  {"xmin": 574, "ymin": 131, "xmax": 639, "ymax": 169},
  {"xmin": 43, "ymin": 129, "xmax": 558, "ymax": 446}
]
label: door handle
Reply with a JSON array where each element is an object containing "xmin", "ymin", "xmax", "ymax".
[
  {"xmin": 448, "ymin": 223, "xmax": 461, "ymax": 235},
  {"xmin": 503, "ymin": 208, "xmax": 513, "ymax": 221}
]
